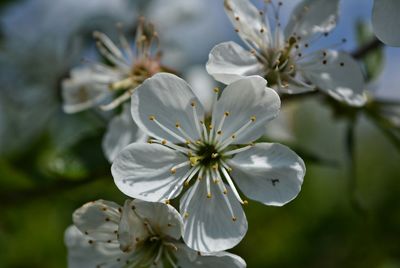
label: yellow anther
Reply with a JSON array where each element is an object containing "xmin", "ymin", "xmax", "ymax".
[
  {"xmin": 232, "ymin": 217, "xmax": 237, "ymax": 222},
  {"xmin": 191, "ymin": 101, "xmax": 196, "ymax": 107},
  {"xmin": 184, "ymin": 212, "xmax": 189, "ymax": 219},
  {"xmin": 208, "ymin": 124, "xmax": 213, "ymax": 130},
  {"xmin": 195, "ymin": 140, "xmax": 202, "ymax": 145},
  {"xmin": 223, "ymin": 189, "xmax": 227, "ymax": 195},
  {"xmin": 243, "ymin": 200, "xmax": 249, "ymax": 205},
  {"xmin": 185, "ymin": 140, "xmax": 191, "ymax": 145},
  {"xmin": 213, "ymin": 179, "xmax": 219, "ymax": 184},
  {"xmin": 165, "ymin": 200, "xmax": 170, "ymax": 204},
  {"xmin": 175, "ymin": 122, "xmax": 180, "ymax": 128},
  {"xmin": 250, "ymin": 116, "xmax": 256, "ymax": 122},
  {"xmin": 211, "ymin": 153, "xmax": 218, "ymax": 158},
  {"xmin": 231, "ymin": 134, "xmax": 236, "ymax": 139},
  {"xmin": 217, "ymin": 130, "xmax": 222, "ymax": 135},
  {"xmin": 161, "ymin": 140, "xmax": 167, "ymax": 145},
  {"xmin": 184, "ymin": 180, "xmax": 190, "ymax": 187},
  {"xmin": 190, "ymin": 156, "xmax": 200, "ymax": 166},
  {"xmin": 213, "ymin": 87, "xmax": 220, "ymax": 93},
  {"xmin": 147, "ymin": 139, "xmax": 153, "ymax": 144},
  {"xmin": 170, "ymin": 168, "xmax": 176, "ymax": 174},
  {"xmin": 224, "ymin": 111, "xmax": 230, "ymax": 116},
  {"xmin": 207, "ymin": 193, "xmax": 212, "ymax": 199},
  {"xmin": 149, "ymin": 115, "xmax": 155, "ymax": 121},
  {"xmin": 212, "ymin": 163, "xmax": 218, "ymax": 170}
]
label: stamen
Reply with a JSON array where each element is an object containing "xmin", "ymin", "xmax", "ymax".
[
  {"xmin": 153, "ymin": 245, "xmax": 163, "ymax": 265},
  {"xmin": 206, "ymin": 169, "xmax": 212, "ymax": 199},
  {"xmin": 175, "ymin": 122, "xmax": 198, "ymax": 150},
  {"xmin": 149, "ymin": 139, "xmax": 191, "ymax": 154},
  {"xmin": 209, "ymin": 87, "xmax": 219, "ymax": 144},
  {"xmin": 218, "ymin": 116, "xmax": 256, "ymax": 150},
  {"xmin": 170, "ymin": 161, "xmax": 191, "ymax": 174},
  {"xmin": 191, "ymin": 102, "xmax": 203, "ymax": 138},
  {"xmin": 93, "ymin": 31, "xmax": 125, "ymax": 60},
  {"xmin": 223, "ymin": 144, "xmax": 254, "ymax": 156},
  {"xmin": 184, "ymin": 165, "xmax": 201, "ymax": 186},
  {"xmin": 95, "ymin": 41, "xmax": 130, "ymax": 69},
  {"xmin": 220, "ymin": 166, "xmax": 245, "ymax": 204},
  {"xmin": 116, "ymin": 23, "xmax": 134, "ymax": 62},
  {"xmin": 100, "ymin": 90, "xmax": 132, "ymax": 111},
  {"xmin": 182, "ymin": 178, "xmax": 201, "ymax": 219},
  {"xmin": 150, "ymin": 117, "xmax": 187, "ymax": 144},
  {"xmin": 165, "ymin": 250, "xmax": 178, "ymax": 268},
  {"xmin": 200, "ymin": 120, "xmax": 209, "ymax": 143},
  {"xmin": 213, "ymin": 169, "xmax": 236, "ymax": 220}
]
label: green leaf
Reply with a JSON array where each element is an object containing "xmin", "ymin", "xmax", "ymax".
[{"xmin": 356, "ymin": 20, "xmax": 384, "ymax": 81}]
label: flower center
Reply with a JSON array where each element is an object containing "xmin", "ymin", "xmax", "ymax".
[{"xmin": 192, "ymin": 143, "xmax": 221, "ymax": 167}]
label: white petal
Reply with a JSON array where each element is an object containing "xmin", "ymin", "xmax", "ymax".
[
  {"xmin": 131, "ymin": 73, "xmax": 204, "ymax": 143},
  {"xmin": 62, "ymin": 67, "xmax": 114, "ymax": 113},
  {"xmin": 118, "ymin": 200, "xmax": 149, "ymax": 252},
  {"xmin": 301, "ymin": 50, "xmax": 367, "ymax": 106},
  {"xmin": 132, "ymin": 199, "xmax": 184, "ymax": 240},
  {"xmin": 102, "ymin": 103, "xmax": 147, "ymax": 163},
  {"xmin": 229, "ymin": 143, "xmax": 305, "ymax": 206},
  {"xmin": 112, "ymin": 143, "xmax": 189, "ymax": 202},
  {"xmin": 184, "ymin": 65, "xmax": 216, "ymax": 116},
  {"xmin": 206, "ymin": 41, "xmax": 265, "ymax": 85},
  {"xmin": 372, "ymin": 0, "xmax": 400, "ymax": 46},
  {"xmin": 175, "ymin": 243, "xmax": 246, "ymax": 268},
  {"xmin": 224, "ymin": 0, "xmax": 271, "ymax": 50},
  {"xmin": 65, "ymin": 226, "xmax": 132, "ymax": 268},
  {"xmin": 72, "ymin": 200, "xmax": 121, "ymax": 242},
  {"xmin": 180, "ymin": 180, "xmax": 247, "ymax": 253},
  {"xmin": 284, "ymin": 0, "xmax": 339, "ymax": 40},
  {"xmin": 212, "ymin": 76, "xmax": 280, "ymax": 144}
]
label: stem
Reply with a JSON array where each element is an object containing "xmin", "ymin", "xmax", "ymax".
[{"xmin": 345, "ymin": 116, "xmax": 367, "ymax": 216}]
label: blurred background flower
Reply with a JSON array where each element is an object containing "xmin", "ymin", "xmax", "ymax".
[{"xmin": 0, "ymin": 0, "xmax": 399, "ymax": 267}]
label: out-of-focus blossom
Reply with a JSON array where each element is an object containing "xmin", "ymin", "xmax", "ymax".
[
  {"xmin": 206, "ymin": 0, "xmax": 366, "ymax": 106},
  {"xmin": 65, "ymin": 199, "xmax": 246, "ymax": 268},
  {"xmin": 372, "ymin": 0, "xmax": 400, "ymax": 47}
]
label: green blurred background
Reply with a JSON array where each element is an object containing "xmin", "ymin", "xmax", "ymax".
[{"xmin": 0, "ymin": 0, "xmax": 399, "ymax": 267}]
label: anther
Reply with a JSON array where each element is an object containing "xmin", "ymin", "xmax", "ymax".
[
  {"xmin": 243, "ymin": 200, "xmax": 249, "ymax": 205},
  {"xmin": 224, "ymin": 111, "xmax": 230, "ymax": 116},
  {"xmin": 232, "ymin": 217, "xmax": 237, "ymax": 221},
  {"xmin": 259, "ymin": 10, "xmax": 264, "ymax": 16},
  {"xmin": 191, "ymin": 101, "xmax": 196, "ymax": 107},
  {"xmin": 231, "ymin": 134, "xmax": 236, "ymax": 139},
  {"xmin": 322, "ymin": 60, "xmax": 327, "ymax": 65},
  {"xmin": 250, "ymin": 116, "xmax": 256, "ymax": 122},
  {"xmin": 298, "ymin": 53, "xmax": 302, "ymax": 57},
  {"xmin": 175, "ymin": 122, "xmax": 180, "ymax": 128},
  {"xmin": 207, "ymin": 193, "xmax": 212, "ymax": 199},
  {"xmin": 235, "ymin": 28, "xmax": 239, "ymax": 32},
  {"xmin": 235, "ymin": 16, "xmax": 240, "ymax": 21},
  {"xmin": 162, "ymin": 140, "xmax": 167, "ymax": 145},
  {"xmin": 184, "ymin": 212, "xmax": 189, "ymax": 219},
  {"xmin": 170, "ymin": 168, "xmax": 176, "ymax": 174},
  {"xmin": 165, "ymin": 200, "xmax": 170, "ymax": 204},
  {"xmin": 217, "ymin": 130, "xmax": 222, "ymax": 135},
  {"xmin": 260, "ymin": 28, "xmax": 265, "ymax": 33},
  {"xmin": 149, "ymin": 115, "xmax": 155, "ymax": 121},
  {"xmin": 340, "ymin": 62, "xmax": 344, "ymax": 66},
  {"xmin": 211, "ymin": 153, "xmax": 218, "ymax": 158},
  {"xmin": 213, "ymin": 87, "xmax": 220, "ymax": 93},
  {"xmin": 212, "ymin": 163, "xmax": 218, "ymax": 170}
]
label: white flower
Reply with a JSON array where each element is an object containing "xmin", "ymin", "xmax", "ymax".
[
  {"xmin": 206, "ymin": 0, "xmax": 366, "ymax": 106},
  {"xmin": 372, "ymin": 0, "xmax": 400, "ymax": 47},
  {"xmin": 62, "ymin": 18, "xmax": 166, "ymax": 113},
  {"xmin": 65, "ymin": 199, "xmax": 246, "ymax": 268},
  {"xmin": 111, "ymin": 73, "xmax": 305, "ymax": 252}
]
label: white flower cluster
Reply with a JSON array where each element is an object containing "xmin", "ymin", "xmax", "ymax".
[{"xmin": 62, "ymin": 0, "xmax": 399, "ymax": 267}]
